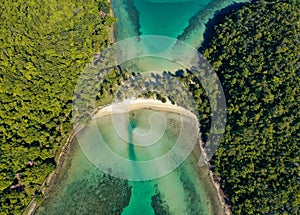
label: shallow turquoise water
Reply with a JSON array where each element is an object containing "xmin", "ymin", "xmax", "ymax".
[
  {"xmin": 37, "ymin": 110, "xmax": 222, "ymax": 214},
  {"xmin": 112, "ymin": 0, "xmax": 248, "ymax": 74},
  {"xmin": 122, "ymin": 181, "xmax": 155, "ymax": 215},
  {"xmin": 112, "ymin": 0, "xmax": 248, "ymax": 46},
  {"xmin": 132, "ymin": 0, "xmax": 210, "ymax": 37}
]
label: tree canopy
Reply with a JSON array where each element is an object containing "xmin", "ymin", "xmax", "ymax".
[
  {"xmin": 203, "ymin": 0, "xmax": 299, "ymax": 213},
  {"xmin": 0, "ymin": 0, "xmax": 299, "ymax": 214},
  {"xmin": 0, "ymin": 0, "xmax": 114, "ymax": 213}
]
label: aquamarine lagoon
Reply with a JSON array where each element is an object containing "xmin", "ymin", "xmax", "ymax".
[{"xmin": 37, "ymin": 110, "xmax": 222, "ymax": 214}]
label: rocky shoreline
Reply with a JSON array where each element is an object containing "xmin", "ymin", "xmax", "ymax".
[{"xmin": 198, "ymin": 142, "xmax": 232, "ymax": 215}]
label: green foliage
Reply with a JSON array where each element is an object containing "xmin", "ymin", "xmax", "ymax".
[
  {"xmin": 0, "ymin": 0, "xmax": 113, "ymax": 213},
  {"xmin": 1, "ymin": 0, "xmax": 299, "ymax": 214},
  {"xmin": 203, "ymin": 0, "xmax": 300, "ymax": 214}
]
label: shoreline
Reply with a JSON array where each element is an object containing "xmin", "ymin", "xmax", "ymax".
[
  {"xmin": 24, "ymin": 99, "xmax": 196, "ymax": 214},
  {"xmin": 22, "ymin": 124, "xmax": 85, "ymax": 215},
  {"xmin": 28, "ymin": 99, "xmax": 230, "ymax": 215},
  {"xmin": 108, "ymin": 0, "xmax": 115, "ymax": 44},
  {"xmin": 198, "ymin": 140, "xmax": 232, "ymax": 215},
  {"xmin": 198, "ymin": 1, "xmax": 248, "ymax": 52},
  {"xmin": 93, "ymin": 99, "xmax": 197, "ymax": 120}
]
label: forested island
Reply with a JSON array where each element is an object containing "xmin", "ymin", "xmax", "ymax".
[{"xmin": 0, "ymin": 0, "xmax": 299, "ymax": 214}]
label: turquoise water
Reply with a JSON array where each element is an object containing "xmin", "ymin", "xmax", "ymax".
[
  {"xmin": 37, "ymin": 110, "xmax": 222, "ymax": 214},
  {"xmin": 112, "ymin": 0, "xmax": 248, "ymax": 47},
  {"xmin": 132, "ymin": 0, "xmax": 210, "ymax": 37},
  {"xmin": 112, "ymin": 0, "xmax": 248, "ymax": 73}
]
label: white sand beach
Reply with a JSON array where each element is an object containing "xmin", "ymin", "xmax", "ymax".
[{"xmin": 93, "ymin": 99, "xmax": 197, "ymax": 120}]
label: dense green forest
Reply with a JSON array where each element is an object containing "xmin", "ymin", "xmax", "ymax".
[
  {"xmin": 0, "ymin": 0, "xmax": 114, "ymax": 213},
  {"xmin": 202, "ymin": 0, "xmax": 299, "ymax": 214},
  {"xmin": 1, "ymin": 0, "xmax": 299, "ymax": 214}
]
